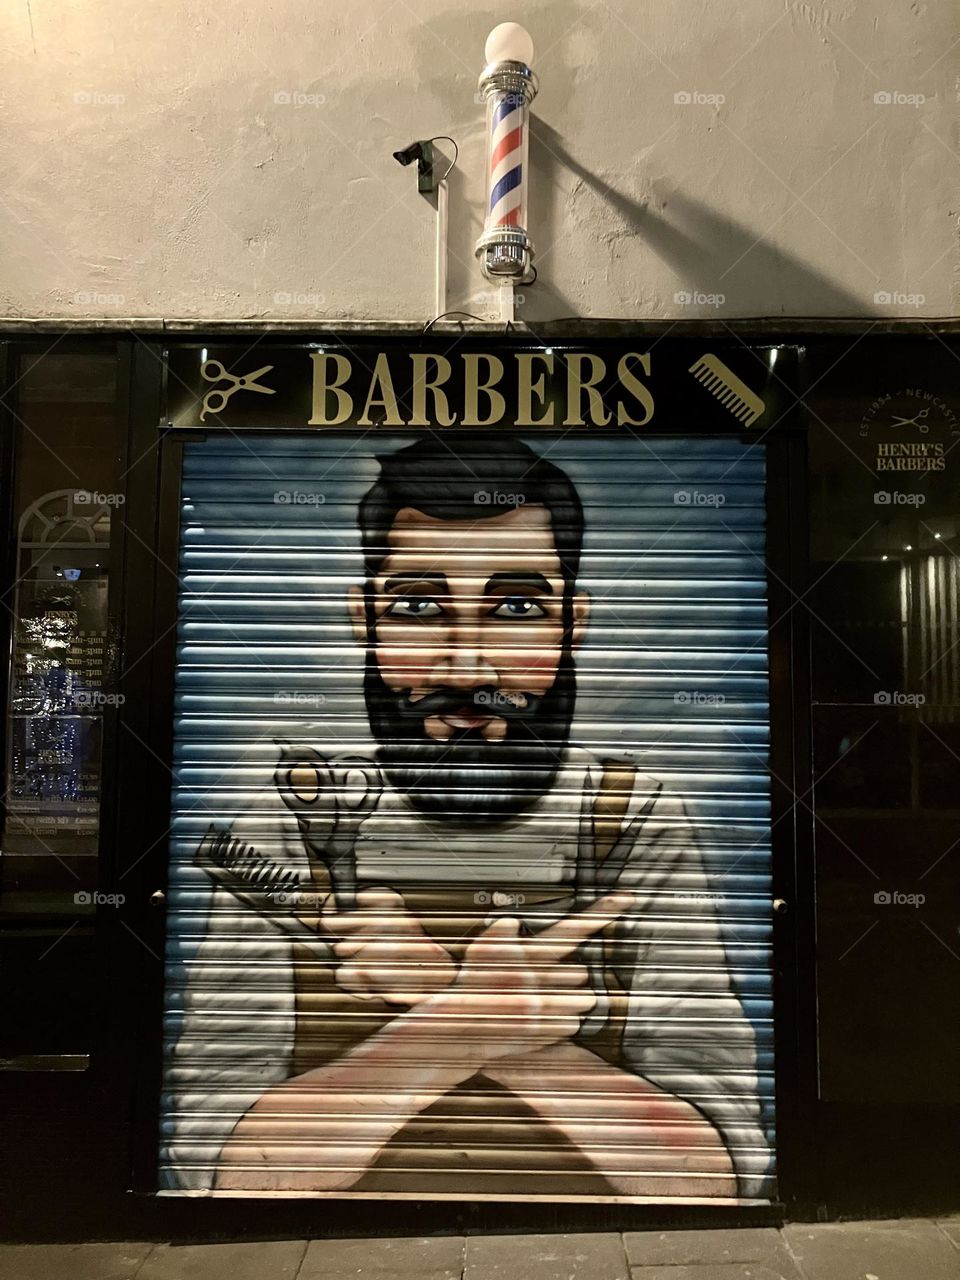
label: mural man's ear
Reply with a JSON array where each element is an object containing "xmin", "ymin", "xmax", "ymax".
[
  {"xmin": 347, "ymin": 583, "xmax": 368, "ymax": 646},
  {"xmin": 572, "ymin": 591, "xmax": 590, "ymax": 652}
]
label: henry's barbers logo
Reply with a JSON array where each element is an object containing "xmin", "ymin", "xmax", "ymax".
[{"xmin": 860, "ymin": 385, "xmax": 959, "ymax": 473}]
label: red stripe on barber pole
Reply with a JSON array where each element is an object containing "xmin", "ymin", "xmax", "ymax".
[{"xmin": 491, "ymin": 126, "xmax": 523, "ymax": 172}]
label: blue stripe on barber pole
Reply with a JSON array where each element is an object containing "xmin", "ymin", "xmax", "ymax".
[
  {"xmin": 493, "ymin": 94, "xmax": 517, "ymax": 127},
  {"xmin": 489, "ymin": 164, "xmax": 522, "ymax": 215}
]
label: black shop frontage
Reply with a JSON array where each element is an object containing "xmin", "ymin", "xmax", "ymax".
[{"xmin": 1, "ymin": 323, "xmax": 957, "ymax": 1240}]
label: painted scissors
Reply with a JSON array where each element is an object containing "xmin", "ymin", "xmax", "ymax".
[
  {"xmin": 200, "ymin": 359, "xmax": 276, "ymax": 421},
  {"xmin": 274, "ymin": 743, "xmax": 383, "ymax": 910},
  {"xmin": 890, "ymin": 407, "xmax": 929, "ymax": 432}
]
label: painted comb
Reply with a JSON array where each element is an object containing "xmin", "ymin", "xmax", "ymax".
[
  {"xmin": 192, "ymin": 823, "xmax": 328, "ymax": 945},
  {"xmin": 689, "ymin": 353, "xmax": 766, "ymax": 427}
]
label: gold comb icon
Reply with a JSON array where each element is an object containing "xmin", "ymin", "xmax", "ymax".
[{"xmin": 689, "ymin": 353, "xmax": 766, "ymax": 427}]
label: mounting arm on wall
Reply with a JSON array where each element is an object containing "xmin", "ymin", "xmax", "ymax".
[{"xmin": 394, "ymin": 136, "xmax": 458, "ymax": 320}]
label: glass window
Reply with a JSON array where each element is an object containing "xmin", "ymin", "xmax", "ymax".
[
  {"xmin": 0, "ymin": 349, "xmax": 120, "ymax": 1060},
  {"xmin": 806, "ymin": 338, "xmax": 960, "ymax": 1104}
]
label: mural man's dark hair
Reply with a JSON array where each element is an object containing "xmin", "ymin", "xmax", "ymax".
[{"xmin": 358, "ymin": 434, "xmax": 585, "ymax": 584}]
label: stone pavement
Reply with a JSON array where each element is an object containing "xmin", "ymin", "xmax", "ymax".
[{"xmin": 1, "ymin": 1218, "xmax": 959, "ymax": 1280}]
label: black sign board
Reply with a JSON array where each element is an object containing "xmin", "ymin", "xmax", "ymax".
[{"xmin": 164, "ymin": 337, "xmax": 800, "ymax": 434}]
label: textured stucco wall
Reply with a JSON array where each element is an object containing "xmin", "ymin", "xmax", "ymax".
[{"xmin": 0, "ymin": 1, "xmax": 956, "ymax": 323}]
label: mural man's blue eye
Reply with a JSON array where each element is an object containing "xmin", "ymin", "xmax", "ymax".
[
  {"xmin": 384, "ymin": 596, "xmax": 444, "ymax": 619},
  {"xmin": 491, "ymin": 596, "xmax": 547, "ymax": 619}
]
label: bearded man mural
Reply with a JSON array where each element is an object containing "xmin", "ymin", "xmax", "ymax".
[{"xmin": 162, "ymin": 436, "xmax": 772, "ymax": 1200}]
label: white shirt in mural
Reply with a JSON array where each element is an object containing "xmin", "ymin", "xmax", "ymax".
[{"xmin": 160, "ymin": 746, "xmax": 773, "ymax": 1199}]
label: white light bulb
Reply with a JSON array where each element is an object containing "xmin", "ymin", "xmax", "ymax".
[{"xmin": 485, "ymin": 22, "xmax": 535, "ymax": 66}]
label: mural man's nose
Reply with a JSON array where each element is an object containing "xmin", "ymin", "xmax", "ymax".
[{"xmin": 435, "ymin": 637, "xmax": 499, "ymax": 690}]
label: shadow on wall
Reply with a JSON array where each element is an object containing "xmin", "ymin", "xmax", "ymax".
[{"xmin": 525, "ymin": 118, "xmax": 874, "ymax": 319}]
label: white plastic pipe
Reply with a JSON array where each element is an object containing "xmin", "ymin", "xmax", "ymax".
[{"xmin": 435, "ymin": 178, "xmax": 448, "ymax": 318}]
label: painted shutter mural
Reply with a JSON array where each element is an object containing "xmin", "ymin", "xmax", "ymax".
[{"xmin": 159, "ymin": 433, "xmax": 775, "ymax": 1203}]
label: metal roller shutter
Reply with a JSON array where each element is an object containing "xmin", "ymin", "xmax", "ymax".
[{"xmin": 159, "ymin": 432, "xmax": 775, "ymax": 1204}]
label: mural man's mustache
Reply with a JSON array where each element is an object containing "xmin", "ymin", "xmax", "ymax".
[
  {"xmin": 364, "ymin": 651, "xmax": 577, "ymax": 823},
  {"xmin": 397, "ymin": 687, "xmax": 543, "ymax": 721}
]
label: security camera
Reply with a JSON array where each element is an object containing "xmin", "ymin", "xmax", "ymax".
[
  {"xmin": 392, "ymin": 139, "xmax": 435, "ymax": 192},
  {"xmin": 392, "ymin": 141, "xmax": 426, "ymax": 167}
]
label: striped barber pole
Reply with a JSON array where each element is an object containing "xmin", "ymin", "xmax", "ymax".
[{"xmin": 488, "ymin": 93, "xmax": 525, "ymax": 229}]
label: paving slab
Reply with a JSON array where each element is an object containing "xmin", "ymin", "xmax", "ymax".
[
  {"xmin": 0, "ymin": 1241, "xmax": 154, "ymax": 1280},
  {"xmin": 782, "ymin": 1218, "xmax": 960, "ymax": 1280},
  {"xmin": 138, "ymin": 1238, "xmax": 305, "ymax": 1280},
  {"xmin": 464, "ymin": 1231, "xmax": 629, "ymax": 1280},
  {"xmin": 624, "ymin": 1229, "xmax": 789, "ymax": 1268},
  {"xmin": 300, "ymin": 1234, "xmax": 464, "ymax": 1279},
  {"xmin": 628, "ymin": 1268, "xmax": 799, "ymax": 1280}
]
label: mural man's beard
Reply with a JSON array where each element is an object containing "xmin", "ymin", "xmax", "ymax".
[{"xmin": 363, "ymin": 652, "xmax": 577, "ymax": 824}]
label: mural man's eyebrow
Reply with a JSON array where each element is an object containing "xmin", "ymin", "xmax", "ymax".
[
  {"xmin": 383, "ymin": 571, "xmax": 448, "ymax": 592},
  {"xmin": 484, "ymin": 572, "xmax": 554, "ymax": 594}
]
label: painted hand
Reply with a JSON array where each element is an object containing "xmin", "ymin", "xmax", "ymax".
[
  {"xmin": 430, "ymin": 890, "xmax": 632, "ymax": 1066},
  {"xmin": 322, "ymin": 887, "xmax": 457, "ymax": 1006}
]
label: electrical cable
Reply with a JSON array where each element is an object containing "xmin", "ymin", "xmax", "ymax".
[
  {"xmin": 422, "ymin": 311, "xmax": 486, "ymax": 335},
  {"xmin": 428, "ymin": 136, "xmax": 459, "ymax": 183}
]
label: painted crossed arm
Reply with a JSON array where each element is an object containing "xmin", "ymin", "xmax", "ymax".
[
  {"xmin": 302, "ymin": 885, "xmax": 737, "ymax": 1198},
  {"xmin": 482, "ymin": 1041, "xmax": 738, "ymax": 1199},
  {"xmin": 214, "ymin": 892, "xmax": 630, "ymax": 1191}
]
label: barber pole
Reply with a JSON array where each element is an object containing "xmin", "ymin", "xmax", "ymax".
[{"xmin": 476, "ymin": 23, "xmax": 538, "ymax": 283}]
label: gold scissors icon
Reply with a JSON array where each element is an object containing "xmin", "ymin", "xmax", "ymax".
[
  {"xmin": 200, "ymin": 359, "xmax": 275, "ymax": 421},
  {"xmin": 890, "ymin": 407, "xmax": 930, "ymax": 433}
]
